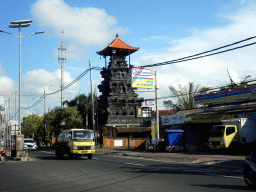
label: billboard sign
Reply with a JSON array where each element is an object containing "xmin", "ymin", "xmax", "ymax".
[
  {"xmin": 194, "ymin": 85, "xmax": 256, "ymax": 105},
  {"xmin": 162, "ymin": 114, "xmax": 184, "ymax": 126},
  {"xmin": 10, "ymin": 120, "xmax": 19, "ymax": 135},
  {"xmin": 132, "ymin": 68, "xmax": 154, "ymax": 89},
  {"xmin": 145, "ymin": 99, "xmax": 154, "ymax": 106},
  {"xmin": 142, "ymin": 107, "xmax": 152, "ymax": 117},
  {"xmin": 136, "ymin": 107, "xmax": 143, "ymax": 117},
  {"xmin": 191, "ymin": 114, "xmax": 235, "ymax": 123}
]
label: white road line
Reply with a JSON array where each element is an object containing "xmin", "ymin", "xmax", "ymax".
[
  {"xmin": 125, "ymin": 163, "xmax": 148, "ymax": 167},
  {"xmin": 206, "ymin": 173, "xmax": 243, "ymax": 180},
  {"xmin": 40, "ymin": 151, "xmax": 55, "ymax": 154}
]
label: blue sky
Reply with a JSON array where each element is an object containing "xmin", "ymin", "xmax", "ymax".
[{"xmin": 0, "ymin": 0, "xmax": 256, "ymax": 119}]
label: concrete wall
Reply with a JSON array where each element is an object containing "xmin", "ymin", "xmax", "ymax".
[{"xmin": 103, "ymin": 136, "xmax": 146, "ymax": 149}]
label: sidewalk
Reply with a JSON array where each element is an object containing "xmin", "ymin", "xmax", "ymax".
[{"xmin": 96, "ymin": 148, "xmax": 247, "ymax": 168}]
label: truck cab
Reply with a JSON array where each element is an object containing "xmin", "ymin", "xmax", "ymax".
[
  {"xmin": 209, "ymin": 125, "xmax": 238, "ymax": 149},
  {"xmin": 55, "ymin": 129, "xmax": 95, "ymax": 159}
]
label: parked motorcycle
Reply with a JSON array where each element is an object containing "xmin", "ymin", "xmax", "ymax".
[{"xmin": 0, "ymin": 151, "xmax": 7, "ymax": 164}]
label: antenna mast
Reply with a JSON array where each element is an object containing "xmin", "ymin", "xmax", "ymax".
[{"xmin": 58, "ymin": 30, "xmax": 66, "ymax": 109}]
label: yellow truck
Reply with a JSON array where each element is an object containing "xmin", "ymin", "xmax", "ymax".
[
  {"xmin": 209, "ymin": 118, "xmax": 256, "ymax": 150},
  {"xmin": 55, "ymin": 129, "xmax": 95, "ymax": 159}
]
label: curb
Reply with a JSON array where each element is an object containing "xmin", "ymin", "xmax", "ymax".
[{"xmin": 7, "ymin": 156, "xmax": 31, "ymax": 161}]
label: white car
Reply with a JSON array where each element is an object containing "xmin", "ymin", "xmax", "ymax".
[{"xmin": 24, "ymin": 139, "xmax": 38, "ymax": 150}]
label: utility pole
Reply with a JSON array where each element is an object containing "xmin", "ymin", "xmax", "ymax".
[
  {"xmin": 155, "ymin": 71, "xmax": 159, "ymax": 147},
  {"xmin": 58, "ymin": 30, "xmax": 66, "ymax": 109},
  {"xmin": 89, "ymin": 60, "xmax": 96, "ymax": 144},
  {"xmin": 44, "ymin": 90, "xmax": 47, "ymax": 135}
]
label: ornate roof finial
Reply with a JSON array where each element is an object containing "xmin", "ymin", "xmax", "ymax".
[{"xmin": 116, "ymin": 33, "xmax": 119, "ymax": 38}]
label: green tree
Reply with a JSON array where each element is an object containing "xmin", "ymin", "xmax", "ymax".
[
  {"xmin": 163, "ymin": 100, "xmax": 176, "ymax": 110},
  {"xmin": 45, "ymin": 106, "xmax": 83, "ymax": 138},
  {"xmin": 64, "ymin": 94, "xmax": 91, "ymax": 129},
  {"xmin": 22, "ymin": 114, "xmax": 44, "ymax": 140},
  {"xmin": 165, "ymin": 82, "xmax": 208, "ymax": 111},
  {"xmin": 64, "ymin": 93, "xmax": 100, "ymax": 130}
]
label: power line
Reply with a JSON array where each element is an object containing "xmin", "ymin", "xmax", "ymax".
[
  {"xmin": 137, "ymin": 35, "xmax": 256, "ymax": 68},
  {"xmin": 22, "ymin": 67, "xmax": 96, "ymax": 109},
  {"xmin": 20, "ymin": 36, "xmax": 256, "ymax": 110},
  {"xmin": 144, "ymin": 78, "xmax": 256, "ymax": 101}
]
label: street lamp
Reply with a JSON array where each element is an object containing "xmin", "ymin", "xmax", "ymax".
[{"xmin": 0, "ymin": 19, "xmax": 44, "ymax": 133}]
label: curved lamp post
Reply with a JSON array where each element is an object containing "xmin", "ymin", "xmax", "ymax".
[{"xmin": 0, "ymin": 19, "xmax": 44, "ymax": 133}]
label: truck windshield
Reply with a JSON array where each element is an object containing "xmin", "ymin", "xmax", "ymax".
[
  {"xmin": 73, "ymin": 131, "xmax": 94, "ymax": 141},
  {"xmin": 210, "ymin": 126, "xmax": 225, "ymax": 137}
]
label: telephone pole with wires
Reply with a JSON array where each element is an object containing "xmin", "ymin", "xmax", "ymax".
[{"xmin": 58, "ymin": 30, "xmax": 66, "ymax": 109}]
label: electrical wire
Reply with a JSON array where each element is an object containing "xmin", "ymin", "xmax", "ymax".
[
  {"xmin": 18, "ymin": 36, "xmax": 256, "ymax": 110},
  {"xmin": 137, "ymin": 35, "xmax": 256, "ymax": 68},
  {"xmin": 22, "ymin": 67, "xmax": 95, "ymax": 109}
]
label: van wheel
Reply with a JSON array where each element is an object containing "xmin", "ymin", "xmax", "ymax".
[
  {"xmin": 88, "ymin": 154, "xmax": 92, "ymax": 159},
  {"xmin": 56, "ymin": 147, "xmax": 63, "ymax": 158},
  {"xmin": 68, "ymin": 152, "xmax": 73, "ymax": 159}
]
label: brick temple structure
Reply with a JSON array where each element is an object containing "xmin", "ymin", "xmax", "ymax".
[{"xmin": 97, "ymin": 34, "xmax": 144, "ymax": 127}]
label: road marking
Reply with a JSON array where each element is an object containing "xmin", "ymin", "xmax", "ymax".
[
  {"xmin": 206, "ymin": 173, "xmax": 243, "ymax": 180},
  {"xmin": 40, "ymin": 151, "xmax": 55, "ymax": 154},
  {"xmin": 125, "ymin": 163, "xmax": 148, "ymax": 167}
]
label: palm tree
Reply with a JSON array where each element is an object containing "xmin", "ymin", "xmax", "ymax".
[{"xmin": 166, "ymin": 82, "xmax": 208, "ymax": 111}]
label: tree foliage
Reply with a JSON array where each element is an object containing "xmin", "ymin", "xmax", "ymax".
[
  {"xmin": 164, "ymin": 82, "xmax": 208, "ymax": 111},
  {"xmin": 45, "ymin": 106, "xmax": 83, "ymax": 139},
  {"xmin": 22, "ymin": 114, "xmax": 44, "ymax": 140},
  {"xmin": 63, "ymin": 93, "xmax": 103, "ymax": 130},
  {"xmin": 21, "ymin": 92, "xmax": 101, "ymax": 146}
]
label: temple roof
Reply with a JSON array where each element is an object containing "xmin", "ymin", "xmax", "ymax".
[{"xmin": 97, "ymin": 34, "xmax": 139, "ymax": 56}]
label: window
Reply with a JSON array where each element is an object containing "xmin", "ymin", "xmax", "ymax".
[
  {"xmin": 226, "ymin": 127, "xmax": 236, "ymax": 136},
  {"xmin": 210, "ymin": 126, "xmax": 225, "ymax": 137}
]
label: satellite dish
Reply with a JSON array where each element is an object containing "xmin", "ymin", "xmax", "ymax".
[
  {"xmin": 227, "ymin": 67, "xmax": 241, "ymax": 85},
  {"xmin": 112, "ymin": 49, "xmax": 116, "ymax": 54}
]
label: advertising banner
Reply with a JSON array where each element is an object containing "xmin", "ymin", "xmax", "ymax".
[
  {"xmin": 132, "ymin": 68, "xmax": 154, "ymax": 89},
  {"xmin": 136, "ymin": 107, "xmax": 143, "ymax": 117},
  {"xmin": 151, "ymin": 117, "xmax": 157, "ymax": 141},
  {"xmin": 142, "ymin": 107, "xmax": 152, "ymax": 117},
  {"xmin": 161, "ymin": 114, "xmax": 184, "ymax": 126},
  {"xmin": 145, "ymin": 99, "xmax": 154, "ymax": 106},
  {"xmin": 10, "ymin": 120, "xmax": 19, "ymax": 135},
  {"xmin": 192, "ymin": 114, "xmax": 235, "ymax": 123},
  {"xmin": 194, "ymin": 85, "xmax": 256, "ymax": 105}
]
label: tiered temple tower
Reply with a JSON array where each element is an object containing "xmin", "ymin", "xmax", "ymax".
[{"xmin": 97, "ymin": 34, "xmax": 144, "ymax": 126}]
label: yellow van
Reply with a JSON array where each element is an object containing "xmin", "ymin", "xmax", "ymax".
[{"xmin": 55, "ymin": 129, "xmax": 95, "ymax": 159}]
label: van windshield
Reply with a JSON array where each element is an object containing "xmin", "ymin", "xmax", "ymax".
[
  {"xmin": 73, "ymin": 130, "xmax": 94, "ymax": 141},
  {"xmin": 210, "ymin": 126, "xmax": 225, "ymax": 137}
]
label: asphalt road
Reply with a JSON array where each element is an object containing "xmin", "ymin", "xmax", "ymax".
[{"xmin": 0, "ymin": 149, "xmax": 250, "ymax": 192}]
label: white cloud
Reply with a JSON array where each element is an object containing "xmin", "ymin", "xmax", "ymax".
[
  {"xmin": 21, "ymin": 68, "xmax": 80, "ymax": 116},
  {"xmin": 137, "ymin": 1, "xmax": 256, "ymax": 108},
  {"xmin": 31, "ymin": 0, "xmax": 128, "ymax": 53},
  {"xmin": 143, "ymin": 35, "xmax": 169, "ymax": 41}
]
